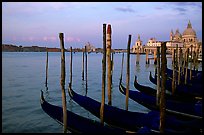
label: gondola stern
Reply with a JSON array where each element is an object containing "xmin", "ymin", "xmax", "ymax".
[
  {"xmin": 40, "ymin": 90, "xmax": 45, "ymax": 104},
  {"xmin": 68, "ymin": 83, "xmax": 75, "ymax": 99},
  {"xmin": 134, "ymin": 75, "xmax": 138, "ymax": 88},
  {"xmin": 119, "ymin": 80, "xmax": 126, "ymax": 94}
]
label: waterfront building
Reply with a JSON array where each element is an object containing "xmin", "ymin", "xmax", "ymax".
[
  {"xmin": 136, "ymin": 20, "xmax": 202, "ymax": 55},
  {"xmin": 132, "ymin": 34, "xmax": 143, "ymax": 53},
  {"xmin": 171, "ymin": 20, "xmax": 201, "ymax": 54},
  {"xmin": 146, "ymin": 38, "xmax": 162, "ymax": 47},
  {"xmin": 85, "ymin": 42, "xmax": 96, "ymax": 52}
]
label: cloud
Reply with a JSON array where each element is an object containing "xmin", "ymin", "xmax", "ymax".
[
  {"xmin": 171, "ymin": 2, "xmax": 202, "ymax": 8},
  {"xmin": 2, "ymin": 2, "xmax": 75, "ymax": 17},
  {"xmin": 155, "ymin": 7, "xmax": 164, "ymax": 10},
  {"xmin": 43, "ymin": 36, "xmax": 57, "ymax": 42},
  {"xmin": 173, "ymin": 7, "xmax": 187, "ymax": 15},
  {"xmin": 158, "ymin": 2, "xmax": 201, "ymax": 16},
  {"xmin": 66, "ymin": 36, "xmax": 81, "ymax": 42},
  {"xmin": 115, "ymin": 6, "xmax": 135, "ymax": 13}
]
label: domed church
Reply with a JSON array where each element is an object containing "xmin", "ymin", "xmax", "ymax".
[{"xmin": 170, "ymin": 20, "xmax": 201, "ymax": 53}]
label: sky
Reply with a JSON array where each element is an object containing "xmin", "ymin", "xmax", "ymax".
[{"xmin": 2, "ymin": 2, "xmax": 202, "ymax": 49}]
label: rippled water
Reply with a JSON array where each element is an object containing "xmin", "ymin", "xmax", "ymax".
[{"xmin": 2, "ymin": 52, "xmax": 201, "ymax": 133}]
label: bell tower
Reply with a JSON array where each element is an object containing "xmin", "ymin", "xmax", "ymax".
[{"xmin": 170, "ymin": 29, "xmax": 174, "ymax": 41}]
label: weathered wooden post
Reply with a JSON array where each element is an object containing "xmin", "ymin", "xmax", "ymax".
[
  {"xmin": 70, "ymin": 46, "xmax": 73, "ymax": 88},
  {"xmin": 136, "ymin": 47, "xmax": 140, "ymax": 64},
  {"xmin": 184, "ymin": 48, "xmax": 189, "ymax": 84},
  {"xmin": 172, "ymin": 48, "xmax": 175, "ymax": 69},
  {"xmin": 45, "ymin": 48, "xmax": 48, "ymax": 87},
  {"xmin": 154, "ymin": 49, "xmax": 157, "ymax": 65},
  {"xmin": 107, "ymin": 24, "xmax": 112, "ymax": 105},
  {"xmin": 172, "ymin": 49, "xmax": 176, "ymax": 95},
  {"xmin": 193, "ymin": 48, "xmax": 196, "ymax": 70},
  {"xmin": 126, "ymin": 35, "xmax": 131, "ymax": 111},
  {"xmin": 178, "ymin": 47, "xmax": 182, "ymax": 85},
  {"xmin": 181, "ymin": 49, "xmax": 186, "ymax": 75},
  {"xmin": 85, "ymin": 45, "xmax": 88, "ymax": 95},
  {"xmin": 146, "ymin": 49, "xmax": 149, "ymax": 64},
  {"xmin": 175, "ymin": 44, "xmax": 178, "ymax": 71},
  {"xmin": 111, "ymin": 52, "xmax": 114, "ymax": 88},
  {"xmin": 120, "ymin": 53, "xmax": 124, "ymax": 83},
  {"xmin": 100, "ymin": 23, "xmax": 106, "ymax": 125},
  {"xmin": 59, "ymin": 33, "xmax": 67, "ymax": 133},
  {"xmin": 189, "ymin": 45, "xmax": 193, "ymax": 80},
  {"xmin": 160, "ymin": 42, "xmax": 167, "ymax": 133},
  {"xmin": 195, "ymin": 45, "xmax": 200, "ymax": 71},
  {"xmin": 156, "ymin": 47, "xmax": 160, "ymax": 106},
  {"xmin": 82, "ymin": 50, "xmax": 84, "ymax": 81}
]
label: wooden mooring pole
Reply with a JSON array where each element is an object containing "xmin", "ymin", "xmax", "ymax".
[
  {"xmin": 184, "ymin": 48, "xmax": 189, "ymax": 84},
  {"xmin": 85, "ymin": 45, "xmax": 88, "ymax": 95},
  {"xmin": 160, "ymin": 42, "xmax": 167, "ymax": 133},
  {"xmin": 136, "ymin": 47, "xmax": 139, "ymax": 64},
  {"xmin": 111, "ymin": 52, "xmax": 114, "ymax": 88},
  {"xmin": 59, "ymin": 33, "xmax": 67, "ymax": 133},
  {"xmin": 195, "ymin": 45, "xmax": 200, "ymax": 71},
  {"xmin": 178, "ymin": 47, "xmax": 182, "ymax": 85},
  {"xmin": 120, "ymin": 53, "xmax": 124, "ymax": 82},
  {"xmin": 45, "ymin": 48, "xmax": 48, "ymax": 87},
  {"xmin": 189, "ymin": 45, "xmax": 193, "ymax": 80},
  {"xmin": 107, "ymin": 24, "xmax": 112, "ymax": 106},
  {"xmin": 100, "ymin": 23, "xmax": 106, "ymax": 125},
  {"xmin": 156, "ymin": 47, "xmax": 160, "ymax": 106},
  {"xmin": 193, "ymin": 48, "xmax": 196, "ymax": 70},
  {"xmin": 126, "ymin": 35, "xmax": 131, "ymax": 111},
  {"xmin": 182, "ymin": 49, "xmax": 186, "ymax": 75},
  {"xmin": 154, "ymin": 49, "xmax": 157, "ymax": 65},
  {"xmin": 146, "ymin": 49, "xmax": 149, "ymax": 64},
  {"xmin": 172, "ymin": 49, "xmax": 176, "ymax": 95},
  {"xmin": 82, "ymin": 50, "xmax": 84, "ymax": 81},
  {"xmin": 70, "ymin": 46, "xmax": 73, "ymax": 88}
]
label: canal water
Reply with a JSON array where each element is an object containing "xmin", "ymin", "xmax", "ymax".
[{"xmin": 2, "ymin": 52, "xmax": 201, "ymax": 133}]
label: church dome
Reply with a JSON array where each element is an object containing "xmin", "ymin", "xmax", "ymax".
[
  {"xmin": 174, "ymin": 29, "xmax": 182, "ymax": 37},
  {"xmin": 183, "ymin": 21, "xmax": 196, "ymax": 36}
]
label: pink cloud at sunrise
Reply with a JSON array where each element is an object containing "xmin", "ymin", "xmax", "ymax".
[{"xmin": 2, "ymin": 2, "xmax": 202, "ymax": 48}]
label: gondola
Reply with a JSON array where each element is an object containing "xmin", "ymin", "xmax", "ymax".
[
  {"xmin": 134, "ymin": 75, "xmax": 197, "ymax": 102},
  {"xmin": 149, "ymin": 71, "xmax": 202, "ymax": 97},
  {"xmin": 155, "ymin": 68, "xmax": 202, "ymax": 86},
  {"xmin": 67, "ymin": 85, "xmax": 201, "ymax": 133},
  {"xmin": 163, "ymin": 67, "xmax": 202, "ymax": 84},
  {"xmin": 40, "ymin": 90, "xmax": 139, "ymax": 134},
  {"xmin": 119, "ymin": 80, "xmax": 202, "ymax": 120},
  {"xmin": 166, "ymin": 67, "xmax": 202, "ymax": 78}
]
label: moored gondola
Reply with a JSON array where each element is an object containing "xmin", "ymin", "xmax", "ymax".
[
  {"xmin": 149, "ymin": 71, "xmax": 202, "ymax": 98},
  {"xmin": 166, "ymin": 67, "xmax": 202, "ymax": 78},
  {"xmin": 134, "ymin": 75, "xmax": 197, "ymax": 102},
  {"xmin": 40, "ymin": 90, "xmax": 136, "ymax": 134},
  {"xmin": 68, "ymin": 85, "xmax": 201, "ymax": 133},
  {"xmin": 119, "ymin": 80, "xmax": 202, "ymax": 120}
]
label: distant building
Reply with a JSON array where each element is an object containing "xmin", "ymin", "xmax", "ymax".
[
  {"xmin": 85, "ymin": 42, "xmax": 96, "ymax": 52},
  {"xmin": 132, "ymin": 34, "xmax": 143, "ymax": 53},
  {"xmin": 141, "ymin": 20, "xmax": 201, "ymax": 55},
  {"xmin": 171, "ymin": 20, "xmax": 201, "ymax": 53},
  {"xmin": 146, "ymin": 37, "xmax": 162, "ymax": 47}
]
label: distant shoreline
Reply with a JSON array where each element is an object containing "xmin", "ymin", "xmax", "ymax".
[{"xmin": 2, "ymin": 44, "xmax": 127, "ymax": 53}]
